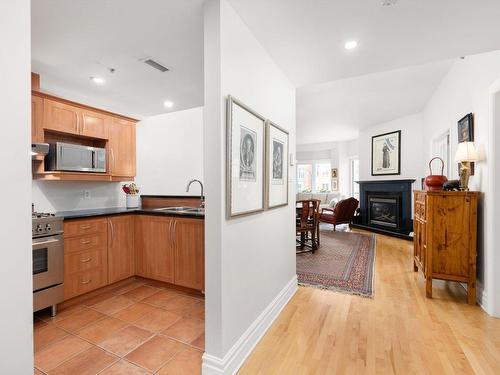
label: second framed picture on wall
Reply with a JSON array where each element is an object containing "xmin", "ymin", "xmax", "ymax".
[
  {"xmin": 371, "ymin": 130, "xmax": 401, "ymax": 176},
  {"xmin": 266, "ymin": 121, "xmax": 289, "ymax": 209},
  {"xmin": 226, "ymin": 96, "xmax": 266, "ymax": 218}
]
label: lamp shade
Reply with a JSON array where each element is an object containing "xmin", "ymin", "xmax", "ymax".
[{"xmin": 454, "ymin": 141, "xmax": 478, "ymax": 162}]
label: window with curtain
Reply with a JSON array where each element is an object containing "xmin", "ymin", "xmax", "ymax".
[{"xmin": 297, "ymin": 160, "xmax": 331, "ymax": 193}]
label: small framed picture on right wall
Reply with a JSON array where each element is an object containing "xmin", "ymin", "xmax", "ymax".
[
  {"xmin": 458, "ymin": 113, "xmax": 474, "ymax": 143},
  {"xmin": 457, "ymin": 113, "xmax": 475, "ymax": 176}
]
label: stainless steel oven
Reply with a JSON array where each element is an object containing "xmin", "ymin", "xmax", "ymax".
[{"xmin": 32, "ymin": 213, "xmax": 64, "ymax": 316}]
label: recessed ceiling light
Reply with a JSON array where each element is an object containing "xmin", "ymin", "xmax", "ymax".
[
  {"xmin": 163, "ymin": 100, "xmax": 174, "ymax": 108},
  {"xmin": 90, "ymin": 76, "xmax": 105, "ymax": 85},
  {"xmin": 344, "ymin": 40, "xmax": 358, "ymax": 50}
]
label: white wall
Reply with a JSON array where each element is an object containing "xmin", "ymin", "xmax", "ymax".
[
  {"xmin": 204, "ymin": 0, "xmax": 297, "ymax": 373},
  {"xmin": 136, "ymin": 107, "xmax": 204, "ymax": 195},
  {"xmin": 32, "ymin": 181, "xmax": 126, "ymax": 212},
  {"xmin": 359, "ymin": 113, "xmax": 425, "ymax": 186},
  {"xmin": 422, "ymin": 51, "xmax": 500, "ymax": 316},
  {"xmin": 0, "ymin": 0, "xmax": 34, "ymax": 373}
]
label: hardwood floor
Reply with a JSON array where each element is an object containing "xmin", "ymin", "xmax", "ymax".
[{"xmin": 239, "ymin": 231, "xmax": 500, "ymax": 375}]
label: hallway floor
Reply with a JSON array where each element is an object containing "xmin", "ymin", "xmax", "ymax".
[
  {"xmin": 34, "ymin": 281, "xmax": 204, "ymax": 374},
  {"xmin": 239, "ymin": 231, "xmax": 500, "ymax": 374}
]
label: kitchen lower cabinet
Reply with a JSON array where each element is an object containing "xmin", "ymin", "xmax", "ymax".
[
  {"xmin": 108, "ymin": 215, "xmax": 135, "ymax": 283},
  {"xmin": 63, "ymin": 218, "xmax": 108, "ymax": 300},
  {"xmin": 61, "ymin": 214, "xmax": 204, "ymax": 302},
  {"xmin": 173, "ymin": 218, "xmax": 204, "ymax": 291},
  {"xmin": 134, "ymin": 215, "xmax": 175, "ymax": 283}
]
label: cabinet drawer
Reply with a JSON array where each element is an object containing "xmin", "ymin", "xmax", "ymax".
[
  {"xmin": 64, "ymin": 218, "xmax": 107, "ymax": 238},
  {"xmin": 65, "ymin": 249, "xmax": 105, "ymax": 275},
  {"xmin": 65, "ymin": 232, "xmax": 107, "ymax": 253},
  {"xmin": 64, "ymin": 268, "xmax": 107, "ymax": 300}
]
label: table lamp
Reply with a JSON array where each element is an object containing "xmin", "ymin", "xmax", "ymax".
[{"xmin": 454, "ymin": 142, "xmax": 478, "ymax": 191}]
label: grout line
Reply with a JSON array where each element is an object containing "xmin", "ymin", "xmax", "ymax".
[{"xmin": 34, "ymin": 286, "xmax": 205, "ymax": 374}]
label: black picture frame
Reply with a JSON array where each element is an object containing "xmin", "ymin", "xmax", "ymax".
[
  {"xmin": 371, "ymin": 130, "xmax": 401, "ymax": 176},
  {"xmin": 457, "ymin": 113, "xmax": 475, "ymax": 176},
  {"xmin": 457, "ymin": 113, "xmax": 474, "ymax": 143}
]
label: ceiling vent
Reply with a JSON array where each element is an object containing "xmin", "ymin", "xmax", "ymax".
[
  {"xmin": 381, "ymin": 0, "xmax": 398, "ymax": 6},
  {"xmin": 143, "ymin": 59, "xmax": 169, "ymax": 72}
]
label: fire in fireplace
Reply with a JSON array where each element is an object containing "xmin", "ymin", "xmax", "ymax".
[{"xmin": 368, "ymin": 196, "xmax": 399, "ymax": 229}]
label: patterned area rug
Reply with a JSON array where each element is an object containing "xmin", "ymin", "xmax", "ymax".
[{"xmin": 296, "ymin": 230, "xmax": 376, "ymax": 297}]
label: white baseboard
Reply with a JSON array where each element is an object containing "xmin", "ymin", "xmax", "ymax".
[
  {"xmin": 476, "ymin": 281, "xmax": 489, "ymax": 313},
  {"xmin": 202, "ymin": 275, "xmax": 298, "ymax": 375}
]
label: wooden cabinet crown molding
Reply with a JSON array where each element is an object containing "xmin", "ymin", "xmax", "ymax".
[{"xmin": 32, "ymin": 90, "xmax": 138, "ymax": 123}]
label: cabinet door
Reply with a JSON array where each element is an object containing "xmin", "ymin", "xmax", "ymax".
[
  {"xmin": 430, "ymin": 196, "xmax": 470, "ymax": 277},
  {"xmin": 134, "ymin": 215, "xmax": 174, "ymax": 283},
  {"xmin": 108, "ymin": 215, "xmax": 135, "ymax": 283},
  {"xmin": 31, "ymin": 95, "xmax": 44, "ymax": 142},
  {"xmin": 109, "ymin": 119, "xmax": 136, "ymax": 178},
  {"xmin": 80, "ymin": 109, "xmax": 109, "ymax": 139},
  {"xmin": 43, "ymin": 99, "xmax": 79, "ymax": 135},
  {"xmin": 173, "ymin": 218, "xmax": 204, "ymax": 291}
]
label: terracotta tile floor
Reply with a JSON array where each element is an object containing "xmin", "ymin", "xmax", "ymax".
[{"xmin": 34, "ymin": 281, "xmax": 204, "ymax": 375}]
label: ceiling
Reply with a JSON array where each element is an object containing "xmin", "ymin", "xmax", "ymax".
[
  {"xmin": 227, "ymin": 0, "xmax": 500, "ymax": 87},
  {"xmin": 31, "ymin": 0, "xmax": 204, "ymax": 119},
  {"xmin": 296, "ymin": 60, "xmax": 453, "ymax": 144}
]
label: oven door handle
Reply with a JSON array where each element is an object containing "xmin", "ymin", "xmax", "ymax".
[{"xmin": 32, "ymin": 237, "xmax": 61, "ymax": 249}]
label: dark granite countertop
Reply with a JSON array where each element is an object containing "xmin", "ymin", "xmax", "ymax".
[{"xmin": 57, "ymin": 206, "xmax": 204, "ymax": 220}]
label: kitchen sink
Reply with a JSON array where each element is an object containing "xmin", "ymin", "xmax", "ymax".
[
  {"xmin": 153, "ymin": 206, "xmax": 205, "ymax": 214},
  {"xmin": 154, "ymin": 206, "xmax": 194, "ymax": 211}
]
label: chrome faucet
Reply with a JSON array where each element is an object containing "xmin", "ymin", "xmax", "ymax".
[{"xmin": 186, "ymin": 179, "xmax": 204, "ymax": 208}]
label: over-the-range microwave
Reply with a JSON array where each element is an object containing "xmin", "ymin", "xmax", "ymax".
[{"xmin": 46, "ymin": 142, "xmax": 106, "ymax": 173}]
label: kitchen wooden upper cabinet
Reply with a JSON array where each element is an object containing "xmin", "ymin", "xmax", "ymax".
[
  {"xmin": 31, "ymin": 95, "xmax": 44, "ymax": 143},
  {"xmin": 43, "ymin": 98, "xmax": 80, "ymax": 135},
  {"xmin": 108, "ymin": 215, "xmax": 135, "ymax": 283},
  {"xmin": 109, "ymin": 119, "xmax": 136, "ymax": 178},
  {"xmin": 80, "ymin": 108, "xmax": 109, "ymax": 139},
  {"xmin": 134, "ymin": 215, "xmax": 174, "ymax": 283},
  {"xmin": 43, "ymin": 98, "xmax": 109, "ymax": 139},
  {"xmin": 173, "ymin": 218, "xmax": 204, "ymax": 291}
]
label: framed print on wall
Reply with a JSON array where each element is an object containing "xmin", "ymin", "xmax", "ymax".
[
  {"xmin": 226, "ymin": 95, "xmax": 266, "ymax": 218},
  {"xmin": 458, "ymin": 113, "xmax": 474, "ymax": 143},
  {"xmin": 371, "ymin": 130, "xmax": 401, "ymax": 176},
  {"xmin": 266, "ymin": 121, "xmax": 289, "ymax": 209},
  {"xmin": 457, "ymin": 113, "xmax": 475, "ymax": 176}
]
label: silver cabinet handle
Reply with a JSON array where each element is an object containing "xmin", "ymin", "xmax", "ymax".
[
  {"xmin": 110, "ymin": 148, "xmax": 115, "ymax": 172},
  {"xmin": 168, "ymin": 219, "xmax": 174, "ymax": 247},
  {"xmin": 81, "ymin": 279, "xmax": 91, "ymax": 285},
  {"xmin": 109, "ymin": 219, "xmax": 114, "ymax": 248},
  {"xmin": 81, "ymin": 258, "xmax": 92, "ymax": 263},
  {"xmin": 80, "ymin": 239, "xmax": 91, "ymax": 245},
  {"xmin": 172, "ymin": 220, "xmax": 177, "ymax": 248}
]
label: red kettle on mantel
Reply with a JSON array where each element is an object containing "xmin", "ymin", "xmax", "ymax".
[{"xmin": 424, "ymin": 157, "xmax": 448, "ymax": 191}]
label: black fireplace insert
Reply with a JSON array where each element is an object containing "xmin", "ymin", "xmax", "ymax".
[{"xmin": 368, "ymin": 195, "xmax": 401, "ymax": 229}]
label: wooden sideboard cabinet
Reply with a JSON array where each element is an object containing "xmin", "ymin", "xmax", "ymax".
[{"xmin": 413, "ymin": 190, "xmax": 478, "ymax": 304}]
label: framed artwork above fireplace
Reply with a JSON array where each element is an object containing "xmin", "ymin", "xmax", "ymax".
[{"xmin": 371, "ymin": 130, "xmax": 401, "ymax": 176}]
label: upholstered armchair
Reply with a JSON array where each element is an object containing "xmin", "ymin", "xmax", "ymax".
[{"xmin": 319, "ymin": 197, "xmax": 359, "ymax": 230}]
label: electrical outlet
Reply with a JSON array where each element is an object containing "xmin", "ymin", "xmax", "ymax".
[{"xmin": 83, "ymin": 190, "xmax": 91, "ymax": 200}]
